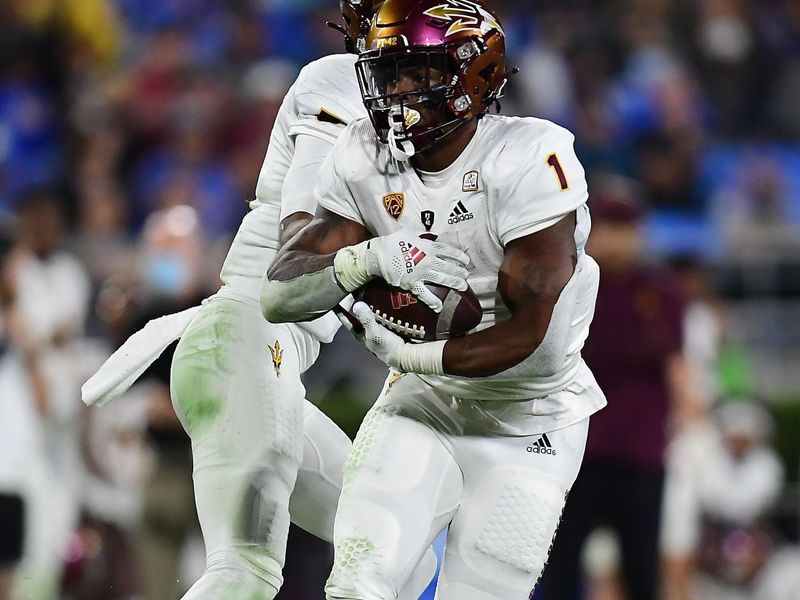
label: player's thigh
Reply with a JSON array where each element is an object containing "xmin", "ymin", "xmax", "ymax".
[
  {"xmin": 326, "ymin": 375, "xmax": 463, "ymax": 598},
  {"xmin": 171, "ymin": 299, "xmax": 305, "ymax": 561},
  {"xmin": 437, "ymin": 418, "xmax": 589, "ymax": 600},
  {"xmin": 171, "ymin": 297, "xmax": 305, "ymax": 458}
]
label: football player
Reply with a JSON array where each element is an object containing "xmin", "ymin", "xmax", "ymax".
[
  {"xmin": 261, "ymin": 0, "xmax": 607, "ymax": 598},
  {"xmin": 82, "ymin": 2, "xmax": 438, "ymax": 598}
]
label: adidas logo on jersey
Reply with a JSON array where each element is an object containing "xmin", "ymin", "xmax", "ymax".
[
  {"xmin": 448, "ymin": 201, "xmax": 474, "ymax": 225},
  {"xmin": 526, "ymin": 434, "xmax": 557, "ymax": 456}
]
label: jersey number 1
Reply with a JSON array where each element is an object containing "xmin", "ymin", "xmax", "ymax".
[{"xmin": 547, "ymin": 153, "xmax": 569, "ymax": 191}]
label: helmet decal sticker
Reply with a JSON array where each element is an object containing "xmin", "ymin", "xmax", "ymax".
[{"xmin": 423, "ymin": 0, "xmax": 503, "ymax": 37}]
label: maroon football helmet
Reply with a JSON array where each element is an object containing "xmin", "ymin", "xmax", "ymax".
[
  {"xmin": 355, "ymin": 0, "xmax": 508, "ymax": 159},
  {"xmin": 335, "ymin": 1, "xmax": 387, "ymax": 53}
]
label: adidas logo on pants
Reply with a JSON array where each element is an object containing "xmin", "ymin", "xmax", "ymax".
[{"xmin": 526, "ymin": 434, "xmax": 557, "ymax": 455}]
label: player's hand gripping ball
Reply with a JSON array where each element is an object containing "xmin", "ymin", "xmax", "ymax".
[{"xmin": 354, "ymin": 279, "xmax": 482, "ymax": 342}]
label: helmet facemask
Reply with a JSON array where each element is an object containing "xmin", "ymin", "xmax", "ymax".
[
  {"xmin": 357, "ymin": 49, "xmax": 461, "ymax": 160},
  {"xmin": 356, "ymin": 31, "xmax": 507, "ymax": 161}
]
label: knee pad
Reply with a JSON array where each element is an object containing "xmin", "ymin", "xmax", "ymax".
[
  {"xmin": 194, "ymin": 462, "xmax": 297, "ymax": 589},
  {"xmin": 325, "ymin": 501, "xmax": 401, "ymax": 600},
  {"xmin": 455, "ymin": 467, "xmax": 567, "ymax": 594}
]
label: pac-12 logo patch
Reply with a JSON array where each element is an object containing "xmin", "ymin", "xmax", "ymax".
[
  {"xmin": 383, "ymin": 192, "xmax": 405, "ymax": 220},
  {"xmin": 462, "ymin": 170, "xmax": 479, "ymax": 192},
  {"xmin": 421, "ymin": 210, "xmax": 435, "ymax": 231}
]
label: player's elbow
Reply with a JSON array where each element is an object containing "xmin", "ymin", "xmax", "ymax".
[
  {"xmin": 261, "ymin": 277, "xmax": 326, "ymax": 323},
  {"xmin": 260, "ymin": 279, "xmax": 291, "ymax": 323},
  {"xmin": 529, "ymin": 345, "xmax": 569, "ymax": 377},
  {"xmin": 495, "ymin": 322, "xmax": 572, "ymax": 379}
]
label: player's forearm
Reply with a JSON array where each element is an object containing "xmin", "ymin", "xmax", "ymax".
[
  {"xmin": 279, "ymin": 212, "xmax": 313, "ymax": 248},
  {"xmin": 441, "ymin": 262, "xmax": 579, "ymax": 378},
  {"xmin": 376, "ymin": 317, "xmax": 545, "ymax": 378},
  {"xmin": 262, "ymin": 237, "xmax": 379, "ymax": 322},
  {"xmin": 263, "ymin": 208, "xmax": 372, "ymax": 323},
  {"xmin": 442, "ymin": 314, "xmax": 551, "ymax": 377},
  {"xmin": 261, "ymin": 250, "xmax": 346, "ymax": 322},
  {"xmin": 438, "ymin": 215, "xmax": 579, "ymax": 378}
]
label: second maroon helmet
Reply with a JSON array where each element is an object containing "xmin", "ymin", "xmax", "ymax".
[
  {"xmin": 337, "ymin": 0, "xmax": 387, "ymax": 53},
  {"xmin": 355, "ymin": 0, "xmax": 508, "ymax": 159}
]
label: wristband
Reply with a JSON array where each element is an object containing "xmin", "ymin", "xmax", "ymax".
[
  {"xmin": 395, "ymin": 340, "xmax": 446, "ymax": 376},
  {"xmin": 333, "ymin": 241, "xmax": 373, "ymax": 292}
]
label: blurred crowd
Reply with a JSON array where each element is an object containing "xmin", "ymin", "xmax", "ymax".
[{"xmin": 1, "ymin": 0, "xmax": 800, "ymax": 599}]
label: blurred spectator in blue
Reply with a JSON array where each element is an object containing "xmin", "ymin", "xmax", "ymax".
[
  {"xmin": 0, "ymin": 22, "xmax": 63, "ymax": 210},
  {"xmin": 515, "ymin": 11, "xmax": 578, "ymax": 127},
  {"xmin": 705, "ymin": 147, "xmax": 800, "ymax": 261},
  {"xmin": 125, "ymin": 66, "xmax": 244, "ymax": 234},
  {"xmin": 115, "ymin": 0, "xmax": 230, "ymax": 65}
]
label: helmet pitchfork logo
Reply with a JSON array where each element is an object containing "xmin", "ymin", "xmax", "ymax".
[{"xmin": 423, "ymin": 0, "xmax": 503, "ymax": 37}]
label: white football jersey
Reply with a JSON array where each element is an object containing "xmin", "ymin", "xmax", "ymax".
[
  {"xmin": 220, "ymin": 54, "xmax": 366, "ymax": 341},
  {"xmin": 317, "ymin": 115, "xmax": 606, "ymax": 428}
]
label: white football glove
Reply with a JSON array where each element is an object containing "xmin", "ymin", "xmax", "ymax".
[
  {"xmin": 336, "ymin": 302, "xmax": 445, "ymax": 375},
  {"xmin": 333, "ymin": 230, "xmax": 469, "ymax": 313}
]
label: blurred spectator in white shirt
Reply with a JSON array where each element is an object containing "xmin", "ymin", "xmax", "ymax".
[
  {"xmin": 672, "ymin": 400, "xmax": 786, "ymax": 600},
  {"xmin": 1, "ymin": 188, "xmax": 91, "ymax": 600}
]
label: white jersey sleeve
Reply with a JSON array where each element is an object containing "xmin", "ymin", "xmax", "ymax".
[
  {"xmin": 314, "ymin": 120, "xmax": 369, "ymax": 225},
  {"xmin": 276, "ymin": 55, "xmax": 366, "ymax": 221},
  {"xmin": 287, "ymin": 55, "xmax": 365, "ymax": 145},
  {"xmin": 488, "ymin": 120, "xmax": 588, "ymax": 246},
  {"xmin": 223, "ymin": 54, "xmax": 365, "ymax": 346}
]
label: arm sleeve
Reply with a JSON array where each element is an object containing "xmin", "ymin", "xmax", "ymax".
[
  {"xmin": 280, "ymin": 133, "xmax": 336, "ymax": 222},
  {"xmin": 494, "ymin": 125, "xmax": 589, "ymax": 246}
]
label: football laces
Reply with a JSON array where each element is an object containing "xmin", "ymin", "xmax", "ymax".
[{"xmin": 370, "ymin": 306, "xmax": 427, "ymax": 340}]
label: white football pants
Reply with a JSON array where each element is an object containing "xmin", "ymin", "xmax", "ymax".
[
  {"xmin": 171, "ymin": 298, "xmax": 435, "ymax": 599},
  {"xmin": 325, "ymin": 372, "xmax": 590, "ymax": 600}
]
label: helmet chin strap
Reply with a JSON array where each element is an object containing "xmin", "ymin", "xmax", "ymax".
[{"xmin": 388, "ymin": 128, "xmax": 416, "ymax": 161}]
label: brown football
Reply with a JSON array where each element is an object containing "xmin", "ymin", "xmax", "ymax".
[{"xmin": 354, "ymin": 279, "xmax": 483, "ymax": 342}]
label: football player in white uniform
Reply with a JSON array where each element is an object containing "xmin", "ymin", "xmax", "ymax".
[
  {"xmin": 83, "ymin": 2, "xmax": 436, "ymax": 598},
  {"xmin": 261, "ymin": 0, "xmax": 607, "ymax": 598}
]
